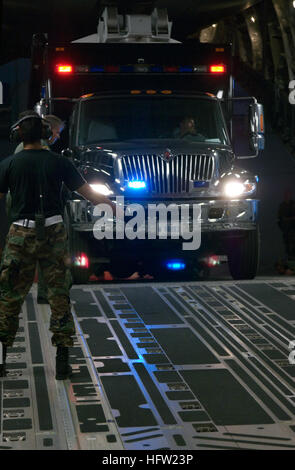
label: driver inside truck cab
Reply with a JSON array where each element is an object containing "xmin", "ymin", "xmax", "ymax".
[
  {"xmin": 180, "ymin": 117, "xmax": 197, "ymax": 137},
  {"xmin": 174, "ymin": 117, "xmax": 206, "ymax": 141}
]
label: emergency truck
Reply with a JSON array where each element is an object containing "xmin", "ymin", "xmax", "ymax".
[{"xmin": 30, "ymin": 6, "xmax": 264, "ymax": 283}]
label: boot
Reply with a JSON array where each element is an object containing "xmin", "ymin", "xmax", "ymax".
[
  {"xmin": 55, "ymin": 346, "xmax": 73, "ymax": 380},
  {"xmin": 0, "ymin": 344, "xmax": 7, "ymax": 377}
]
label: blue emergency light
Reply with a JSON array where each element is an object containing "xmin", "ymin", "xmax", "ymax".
[
  {"xmin": 128, "ymin": 181, "xmax": 146, "ymax": 189},
  {"xmin": 166, "ymin": 261, "xmax": 186, "ymax": 271},
  {"xmin": 150, "ymin": 66, "xmax": 163, "ymax": 73},
  {"xmin": 90, "ymin": 66, "xmax": 105, "ymax": 72},
  {"xmin": 179, "ymin": 66, "xmax": 193, "ymax": 72},
  {"xmin": 120, "ymin": 65, "xmax": 134, "ymax": 73}
]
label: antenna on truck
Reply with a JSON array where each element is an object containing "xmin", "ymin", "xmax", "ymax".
[{"xmin": 73, "ymin": 5, "xmax": 180, "ymax": 43}]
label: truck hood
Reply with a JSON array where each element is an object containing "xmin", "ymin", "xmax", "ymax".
[
  {"xmin": 78, "ymin": 139, "xmax": 233, "ymax": 157},
  {"xmin": 77, "ymin": 140, "xmax": 235, "ymax": 179}
]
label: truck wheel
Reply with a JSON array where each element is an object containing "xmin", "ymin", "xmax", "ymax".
[
  {"xmin": 64, "ymin": 208, "xmax": 90, "ymax": 284},
  {"xmin": 227, "ymin": 228, "xmax": 260, "ymax": 280}
]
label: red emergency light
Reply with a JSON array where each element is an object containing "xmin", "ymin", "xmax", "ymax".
[
  {"xmin": 164, "ymin": 66, "xmax": 178, "ymax": 73},
  {"xmin": 75, "ymin": 253, "xmax": 89, "ymax": 269},
  {"xmin": 210, "ymin": 65, "xmax": 225, "ymax": 74},
  {"xmin": 56, "ymin": 64, "xmax": 73, "ymax": 74},
  {"xmin": 105, "ymin": 65, "xmax": 120, "ymax": 73}
]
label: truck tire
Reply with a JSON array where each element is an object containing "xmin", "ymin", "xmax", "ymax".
[
  {"xmin": 64, "ymin": 208, "xmax": 90, "ymax": 284},
  {"xmin": 227, "ymin": 228, "xmax": 260, "ymax": 280}
]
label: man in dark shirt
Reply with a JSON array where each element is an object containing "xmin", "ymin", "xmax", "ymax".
[
  {"xmin": 12, "ymin": 111, "xmax": 66, "ymax": 304},
  {"xmin": 0, "ymin": 113, "xmax": 115, "ymax": 379}
]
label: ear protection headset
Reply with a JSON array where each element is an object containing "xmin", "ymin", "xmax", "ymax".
[{"xmin": 10, "ymin": 115, "xmax": 53, "ymax": 143}]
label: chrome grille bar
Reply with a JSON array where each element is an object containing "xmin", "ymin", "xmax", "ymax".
[{"xmin": 120, "ymin": 154, "xmax": 214, "ymax": 194}]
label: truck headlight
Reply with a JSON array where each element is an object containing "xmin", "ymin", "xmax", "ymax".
[
  {"xmin": 90, "ymin": 184, "xmax": 113, "ymax": 196},
  {"xmin": 224, "ymin": 181, "xmax": 256, "ymax": 197}
]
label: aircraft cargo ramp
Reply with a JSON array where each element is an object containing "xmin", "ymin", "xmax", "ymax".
[{"xmin": 1, "ymin": 278, "xmax": 295, "ymax": 451}]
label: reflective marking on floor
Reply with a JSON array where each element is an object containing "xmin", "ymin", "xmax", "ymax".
[{"xmin": 1, "ymin": 278, "xmax": 295, "ymax": 450}]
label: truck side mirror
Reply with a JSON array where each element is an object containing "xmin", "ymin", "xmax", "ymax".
[
  {"xmin": 248, "ymin": 102, "xmax": 265, "ymax": 157},
  {"xmin": 230, "ymin": 97, "xmax": 265, "ymax": 159}
]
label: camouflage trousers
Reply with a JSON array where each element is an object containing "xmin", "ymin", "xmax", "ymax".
[{"xmin": 0, "ymin": 222, "xmax": 75, "ymax": 348}]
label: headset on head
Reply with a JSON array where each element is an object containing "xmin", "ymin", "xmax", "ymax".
[{"xmin": 10, "ymin": 115, "xmax": 53, "ymax": 143}]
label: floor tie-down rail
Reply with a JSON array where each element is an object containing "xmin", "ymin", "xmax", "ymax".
[{"xmin": 1, "ymin": 278, "xmax": 295, "ymax": 450}]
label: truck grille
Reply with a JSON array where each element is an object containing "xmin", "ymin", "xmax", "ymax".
[{"xmin": 120, "ymin": 154, "xmax": 214, "ymax": 193}]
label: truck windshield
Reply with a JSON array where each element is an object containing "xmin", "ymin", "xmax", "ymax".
[{"xmin": 78, "ymin": 96, "xmax": 229, "ymax": 146}]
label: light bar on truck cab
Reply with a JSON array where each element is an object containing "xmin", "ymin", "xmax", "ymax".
[{"xmin": 55, "ymin": 63, "xmax": 228, "ymax": 75}]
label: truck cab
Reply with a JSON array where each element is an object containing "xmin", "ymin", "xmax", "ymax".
[{"xmin": 31, "ymin": 6, "xmax": 264, "ymax": 282}]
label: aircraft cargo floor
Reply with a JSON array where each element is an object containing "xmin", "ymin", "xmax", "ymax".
[{"xmin": 1, "ymin": 278, "xmax": 295, "ymax": 451}]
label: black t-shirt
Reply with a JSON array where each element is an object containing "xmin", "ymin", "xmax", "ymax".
[{"xmin": 0, "ymin": 149, "xmax": 86, "ymax": 222}]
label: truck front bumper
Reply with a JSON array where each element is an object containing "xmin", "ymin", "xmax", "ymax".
[{"xmin": 68, "ymin": 198, "xmax": 259, "ymax": 234}]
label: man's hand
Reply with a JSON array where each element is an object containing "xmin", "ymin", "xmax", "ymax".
[{"xmin": 76, "ymin": 183, "xmax": 116, "ymax": 215}]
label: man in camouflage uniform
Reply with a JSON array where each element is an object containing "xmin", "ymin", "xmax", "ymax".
[
  {"xmin": 0, "ymin": 112, "xmax": 115, "ymax": 379},
  {"xmin": 11, "ymin": 112, "xmax": 66, "ymax": 304}
]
